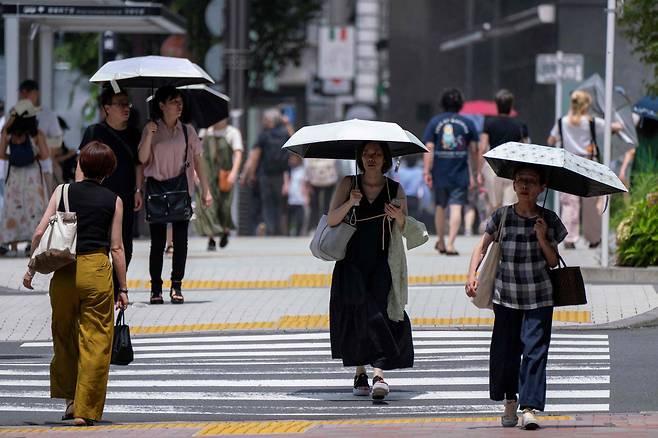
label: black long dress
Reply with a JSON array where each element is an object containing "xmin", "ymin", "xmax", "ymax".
[{"xmin": 329, "ymin": 177, "xmax": 414, "ymax": 370}]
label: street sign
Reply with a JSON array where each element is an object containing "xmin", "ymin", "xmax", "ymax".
[
  {"xmin": 205, "ymin": 43, "xmax": 224, "ymax": 81},
  {"xmin": 318, "ymin": 26, "xmax": 355, "ymax": 80},
  {"xmin": 536, "ymin": 53, "xmax": 584, "ymax": 84}
]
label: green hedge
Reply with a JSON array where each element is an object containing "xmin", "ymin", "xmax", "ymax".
[{"xmin": 616, "ymin": 173, "xmax": 658, "ymax": 266}]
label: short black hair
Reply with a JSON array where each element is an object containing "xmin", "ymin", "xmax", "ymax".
[
  {"xmin": 153, "ymin": 85, "xmax": 182, "ymax": 119},
  {"xmin": 356, "ymin": 141, "xmax": 393, "ymax": 174},
  {"xmin": 99, "ymin": 85, "xmax": 128, "ymax": 108},
  {"xmin": 441, "ymin": 88, "xmax": 464, "ymax": 112},
  {"xmin": 512, "ymin": 164, "xmax": 547, "ymax": 185},
  {"xmin": 19, "ymin": 79, "xmax": 39, "ymax": 92},
  {"xmin": 495, "ymin": 89, "xmax": 515, "ymax": 115},
  {"xmin": 7, "ymin": 115, "xmax": 38, "ymax": 137}
]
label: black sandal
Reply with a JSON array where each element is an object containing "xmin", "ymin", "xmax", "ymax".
[
  {"xmin": 150, "ymin": 281, "xmax": 164, "ymax": 304},
  {"xmin": 62, "ymin": 400, "xmax": 74, "ymax": 420},
  {"xmin": 170, "ymin": 281, "xmax": 184, "ymax": 304},
  {"xmin": 72, "ymin": 417, "xmax": 94, "ymax": 426}
]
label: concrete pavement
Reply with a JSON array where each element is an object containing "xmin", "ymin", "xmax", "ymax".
[
  {"xmin": 0, "ymin": 236, "xmax": 656, "ymax": 341},
  {"xmin": 0, "ymin": 413, "xmax": 657, "ymax": 436}
]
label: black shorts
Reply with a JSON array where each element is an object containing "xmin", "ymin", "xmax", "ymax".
[{"xmin": 434, "ymin": 186, "xmax": 468, "ymax": 208}]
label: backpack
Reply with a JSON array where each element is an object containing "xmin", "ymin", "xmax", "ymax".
[
  {"xmin": 8, "ymin": 137, "xmax": 36, "ymax": 167},
  {"xmin": 261, "ymin": 126, "xmax": 291, "ymax": 175}
]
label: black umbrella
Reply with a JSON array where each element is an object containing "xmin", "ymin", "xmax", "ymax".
[{"xmin": 178, "ymin": 85, "xmax": 230, "ymax": 130}]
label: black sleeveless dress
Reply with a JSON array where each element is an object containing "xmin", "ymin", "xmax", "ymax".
[{"xmin": 329, "ymin": 177, "xmax": 414, "ymax": 370}]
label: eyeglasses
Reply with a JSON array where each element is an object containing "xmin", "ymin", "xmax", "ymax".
[{"xmin": 110, "ymin": 102, "xmax": 133, "ymax": 109}]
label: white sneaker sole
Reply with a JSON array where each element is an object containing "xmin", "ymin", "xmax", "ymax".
[{"xmin": 372, "ymin": 383, "xmax": 389, "ymax": 400}]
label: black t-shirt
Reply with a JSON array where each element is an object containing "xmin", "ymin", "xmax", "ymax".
[
  {"xmin": 254, "ymin": 124, "xmax": 290, "ymax": 176},
  {"xmin": 483, "ymin": 116, "xmax": 529, "ymax": 149},
  {"xmin": 79, "ymin": 122, "xmax": 141, "ymax": 206},
  {"xmin": 58, "ymin": 180, "xmax": 116, "ymax": 253}
]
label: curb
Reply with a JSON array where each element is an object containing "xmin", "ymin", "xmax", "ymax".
[
  {"xmin": 582, "ymin": 266, "xmax": 658, "ymax": 284},
  {"xmin": 562, "ymin": 306, "xmax": 658, "ymax": 330}
]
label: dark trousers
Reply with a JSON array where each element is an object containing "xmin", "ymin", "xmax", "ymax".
[
  {"xmin": 288, "ymin": 205, "xmax": 305, "ymax": 236},
  {"xmin": 148, "ymin": 221, "xmax": 189, "ymax": 290},
  {"xmin": 258, "ymin": 173, "xmax": 286, "ymax": 236},
  {"xmin": 490, "ymin": 304, "xmax": 553, "ymax": 411},
  {"xmin": 309, "ymin": 185, "xmax": 334, "ymax": 229}
]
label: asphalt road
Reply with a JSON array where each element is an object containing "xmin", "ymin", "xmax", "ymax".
[{"xmin": 0, "ymin": 327, "xmax": 655, "ymax": 426}]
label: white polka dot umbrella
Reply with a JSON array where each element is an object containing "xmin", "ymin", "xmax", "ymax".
[{"xmin": 483, "ymin": 142, "xmax": 627, "ymax": 197}]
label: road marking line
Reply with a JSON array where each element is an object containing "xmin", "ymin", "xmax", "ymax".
[
  {"xmin": 0, "ymin": 375, "xmax": 609, "ymax": 388},
  {"xmin": 19, "ymin": 330, "xmax": 606, "ymax": 348},
  {"xmin": 0, "ymin": 389, "xmax": 610, "ymax": 402}
]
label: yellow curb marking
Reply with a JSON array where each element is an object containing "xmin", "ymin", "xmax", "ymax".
[
  {"xmin": 126, "ymin": 274, "xmax": 471, "ymax": 291},
  {"xmin": 0, "ymin": 416, "xmax": 574, "ymax": 435},
  {"xmin": 131, "ymin": 311, "xmax": 591, "ymax": 335}
]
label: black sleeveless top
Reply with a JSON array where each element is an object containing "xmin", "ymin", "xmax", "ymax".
[{"xmin": 58, "ymin": 180, "xmax": 117, "ymax": 253}]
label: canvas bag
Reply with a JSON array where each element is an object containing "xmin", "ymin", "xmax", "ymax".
[
  {"xmin": 28, "ymin": 184, "xmax": 77, "ymax": 274},
  {"xmin": 310, "ymin": 176, "xmax": 357, "ymax": 261},
  {"xmin": 472, "ymin": 206, "xmax": 508, "ymax": 309}
]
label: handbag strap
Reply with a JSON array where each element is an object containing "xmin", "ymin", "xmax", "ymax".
[
  {"xmin": 115, "ymin": 308, "xmax": 125, "ymax": 326},
  {"xmin": 63, "ymin": 184, "xmax": 71, "ymax": 213},
  {"xmin": 181, "ymin": 122, "xmax": 190, "ymax": 172},
  {"xmin": 495, "ymin": 206, "xmax": 509, "ymax": 242}
]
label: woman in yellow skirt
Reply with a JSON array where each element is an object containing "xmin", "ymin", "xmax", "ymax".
[{"xmin": 23, "ymin": 141, "xmax": 129, "ymax": 426}]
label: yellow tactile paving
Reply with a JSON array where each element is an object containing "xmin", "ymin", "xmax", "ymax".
[
  {"xmin": 0, "ymin": 416, "xmax": 574, "ymax": 435},
  {"xmin": 126, "ymin": 274, "xmax": 471, "ymax": 291},
  {"xmin": 130, "ymin": 310, "xmax": 591, "ymax": 335}
]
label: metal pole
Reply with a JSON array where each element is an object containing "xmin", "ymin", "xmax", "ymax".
[
  {"xmin": 553, "ymin": 50, "xmax": 563, "ymax": 215},
  {"xmin": 4, "ymin": 16, "xmax": 20, "ymax": 108},
  {"xmin": 601, "ymin": 0, "xmax": 616, "ymax": 267}
]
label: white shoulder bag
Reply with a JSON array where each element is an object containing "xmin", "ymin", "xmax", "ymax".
[
  {"xmin": 28, "ymin": 184, "xmax": 77, "ymax": 274},
  {"xmin": 472, "ymin": 206, "xmax": 508, "ymax": 309}
]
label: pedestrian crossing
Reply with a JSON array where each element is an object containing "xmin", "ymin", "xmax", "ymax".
[{"xmin": 3, "ymin": 330, "xmax": 610, "ymax": 420}]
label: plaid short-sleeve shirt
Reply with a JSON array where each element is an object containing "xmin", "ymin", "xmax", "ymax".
[{"xmin": 485, "ymin": 205, "xmax": 568, "ymax": 310}]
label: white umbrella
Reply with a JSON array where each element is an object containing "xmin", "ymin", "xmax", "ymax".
[
  {"xmin": 484, "ymin": 142, "xmax": 627, "ymax": 197},
  {"xmin": 282, "ymin": 119, "xmax": 427, "ymax": 159},
  {"xmin": 89, "ymin": 56, "xmax": 214, "ymax": 90}
]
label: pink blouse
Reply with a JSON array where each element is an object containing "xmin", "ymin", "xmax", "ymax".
[{"xmin": 142, "ymin": 119, "xmax": 202, "ymax": 195}]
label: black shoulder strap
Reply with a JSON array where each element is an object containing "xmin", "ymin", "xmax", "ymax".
[
  {"xmin": 557, "ymin": 117, "xmax": 563, "ymax": 148},
  {"xmin": 589, "ymin": 118, "xmax": 600, "ymax": 161},
  {"xmin": 96, "ymin": 122, "xmax": 136, "ymax": 162}
]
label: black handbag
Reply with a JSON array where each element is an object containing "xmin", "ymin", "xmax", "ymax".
[
  {"xmin": 145, "ymin": 124, "xmax": 193, "ymax": 223},
  {"xmin": 111, "ymin": 309, "xmax": 134, "ymax": 366},
  {"xmin": 548, "ymin": 255, "xmax": 587, "ymax": 307}
]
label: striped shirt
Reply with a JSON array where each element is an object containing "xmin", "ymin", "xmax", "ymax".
[{"xmin": 485, "ymin": 205, "xmax": 568, "ymax": 310}]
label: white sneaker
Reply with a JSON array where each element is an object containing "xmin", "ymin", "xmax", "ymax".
[
  {"xmin": 371, "ymin": 376, "xmax": 389, "ymax": 400},
  {"xmin": 521, "ymin": 409, "xmax": 540, "ymax": 430},
  {"xmin": 501, "ymin": 399, "xmax": 519, "ymax": 427}
]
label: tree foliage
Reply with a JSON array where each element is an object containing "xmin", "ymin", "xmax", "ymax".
[
  {"xmin": 619, "ymin": 0, "xmax": 658, "ymax": 96},
  {"xmin": 248, "ymin": 0, "xmax": 323, "ymax": 87}
]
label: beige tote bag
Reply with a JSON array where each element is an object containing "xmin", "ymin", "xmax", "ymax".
[
  {"xmin": 28, "ymin": 184, "xmax": 77, "ymax": 274},
  {"xmin": 472, "ymin": 206, "xmax": 508, "ymax": 309}
]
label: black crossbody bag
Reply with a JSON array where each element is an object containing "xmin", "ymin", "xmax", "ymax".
[{"xmin": 144, "ymin": 124, "xmax": 193, "ymax": 223}]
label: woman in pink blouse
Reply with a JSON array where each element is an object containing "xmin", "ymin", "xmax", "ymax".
[{"xmin": 138, "ymin": 86, "xmax": 212, "ymax": 304}]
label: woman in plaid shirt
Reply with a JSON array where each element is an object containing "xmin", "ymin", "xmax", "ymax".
[{"xmin": 466, "ymin": 165, "xmax": 567, "ymax": 430}]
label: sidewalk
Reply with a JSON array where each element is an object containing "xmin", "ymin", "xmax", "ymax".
[
  {"xmin": 0, "ymin": 413, "xmax": 657, "ymax": 437},
  {"xmin": 0, "ymin": 236, "xmax": 656, "ymax": 341}
]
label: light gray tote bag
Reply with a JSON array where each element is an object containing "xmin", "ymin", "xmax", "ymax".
[
  {"xmin": 472, "ymin": 206, "xmax": 508, "ymax": 309},
  {"xmin": 310, "ymin": 209, "xmax": 356, "ymax": 261}
]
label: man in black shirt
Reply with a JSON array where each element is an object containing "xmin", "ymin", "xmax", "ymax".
[
  {"xmin": 477, "ymin": 89, "xmax": 529, "ymax": 214},
  {"xmin": 76, "ymin": 87, "xmax": 143, "ymax": 297}
]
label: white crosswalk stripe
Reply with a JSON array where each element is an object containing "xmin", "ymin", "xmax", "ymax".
[{"xmin": 1, "ymin": 330, "xmax": 609, "ymax": 419}]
